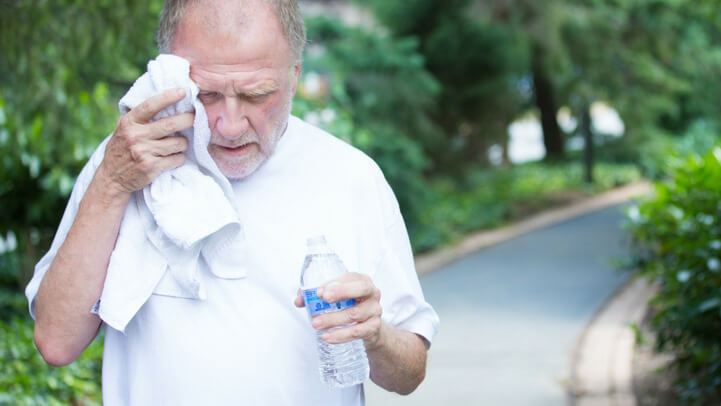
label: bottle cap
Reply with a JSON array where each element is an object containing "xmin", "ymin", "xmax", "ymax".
[{"xmin": 306, "ymin": 235, "xmax": 331, "ymax": 255}]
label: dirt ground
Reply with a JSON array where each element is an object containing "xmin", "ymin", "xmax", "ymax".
[{"xmin": 632, "ymin": 310, "xmax": 679, "ymax": 406}]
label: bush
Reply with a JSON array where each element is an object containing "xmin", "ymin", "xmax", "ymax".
[
  {"xmin": 1, "ymin": 1, "xmax": 162, "ymax": 291},
  {"xmin": 626, "ymin": 147, "xmax": 721, "ymax": 404},
  {"xmin": 0, "ymin": 309, "xmax": 103, "ymax": 405}
]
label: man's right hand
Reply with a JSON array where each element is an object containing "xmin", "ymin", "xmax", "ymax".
[{"xmin": 99, "ymin": 87, "xmax": 194, "ymax": 196}]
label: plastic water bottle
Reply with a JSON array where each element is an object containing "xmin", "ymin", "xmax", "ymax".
[{"xmin": 300, "ymin": 235, "xmax": 370, "ymax": 387}]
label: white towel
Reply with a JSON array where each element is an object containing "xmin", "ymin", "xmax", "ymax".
[{"xmin": 98, "ymin": 54, "xmax": 247, "ymax": 332}]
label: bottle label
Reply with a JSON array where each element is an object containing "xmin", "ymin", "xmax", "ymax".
[{"xmin": 302, "ymin": 288, "xmax": 356, "ymax": 317}]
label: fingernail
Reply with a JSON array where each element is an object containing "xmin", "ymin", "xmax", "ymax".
[
  {"xmin": 176, "ymin": 88, "xmax": 186, "ymax": 97},
  {"xmin": 312, "ymin": 318, "xmax": 322, "ymax": 329},
  {"xmin": 316, "ymin": 286, "xmax": 324, "ymax": 297}
]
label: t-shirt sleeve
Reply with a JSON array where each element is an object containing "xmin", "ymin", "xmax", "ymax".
[
  {"xmin": 24, "ymin": 136, "xmax": 110, "ymax": 319},
  {"xmin": 371, "ymin": 172, "xmax": 440, "ymax": 346}
]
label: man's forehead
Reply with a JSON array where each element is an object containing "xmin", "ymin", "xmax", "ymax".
[
  {"xmin": 172, "ymin": 0, "xmax": 291, "ymax": 68},
  {"xmin": 190, "ymin": 64, "xmax": 283, "ymax": 93}
]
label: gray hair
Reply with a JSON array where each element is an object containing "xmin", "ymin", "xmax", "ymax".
[{"xmin": 156, "ymin": 0, "xmax": 306, "ymax": 63}]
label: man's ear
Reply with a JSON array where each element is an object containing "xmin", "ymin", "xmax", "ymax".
[{"xmin": 290, "ymin": 62, "xmax": 302, "ymax": 97}]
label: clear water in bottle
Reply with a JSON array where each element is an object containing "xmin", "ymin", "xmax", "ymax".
[{"xmin": 300, "ymin": 235, "xmax": 370, "ymax": 387}]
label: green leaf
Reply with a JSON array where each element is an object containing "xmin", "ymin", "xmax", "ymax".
[{"xmin": 698, "ymin": 298, "xmax": 721, "ymax": 313}]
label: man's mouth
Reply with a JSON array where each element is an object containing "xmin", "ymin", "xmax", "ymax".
[{"xmin": 218, "ymin": 143, "xmax": 253, "ymax": 155}]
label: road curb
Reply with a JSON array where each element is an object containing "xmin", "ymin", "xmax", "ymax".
[
  {"xmin": 414, "ymin": 180, "xmax": 653, "ymax": 275},
  {"xmin": 568, "ymin": 277, "xmax": 658, "ymax": 406}
]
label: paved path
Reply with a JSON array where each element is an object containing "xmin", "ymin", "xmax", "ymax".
[{"xmin": 366, "ymin": 204, "xmax": 632, "ymax": 405}]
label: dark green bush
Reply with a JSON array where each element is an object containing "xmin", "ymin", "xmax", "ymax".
[
  {"xmin": 626, "ymin": 147, "xmax": 721, "ymax": 404},
  {"xmin": 0, "ymin": 312, "xmax": 103, "ymax": 405}
]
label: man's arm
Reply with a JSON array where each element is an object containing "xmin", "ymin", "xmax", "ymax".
[
  {"xmin": 365, "ymin": 323, "xmax": 428, "ymax": 395},
  {"xmin": 294, "ymin": 273, "xmax": 428, "ymax": 394},
  {"xmin": 33, "ymin": 88, "xmax": 193, "ymax": 366},
  {"xmin": 34, "ymin": 169, "xmax": 129, "ymax": 367}
]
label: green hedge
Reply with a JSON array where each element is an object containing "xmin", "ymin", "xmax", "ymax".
[
  {"xmin": 0, "ymin": 315, "xmax": 103, "ymax": 405},
  {"xmin": 626, "ymin": 148, "xmax": 721, "ymax": 404}
]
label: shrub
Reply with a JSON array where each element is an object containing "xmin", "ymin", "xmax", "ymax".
[
  {"xmin": 0, "ymin": 311, "xmax": 103, "ymax": 405},
  {"xmin": 626, "ymin": 147, "xmax": 721, "ymax": 404}
]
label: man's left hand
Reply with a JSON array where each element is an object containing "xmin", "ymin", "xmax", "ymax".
[{"xmin": 294, "ymin": 272, "xmax": 385, "ymax": 351}]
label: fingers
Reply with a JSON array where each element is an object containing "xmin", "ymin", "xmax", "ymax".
[
  {"xmin": 317, "ymin": 273, "xmax": 377, "ymax": 303},
  {"xmin": 294, "ymin": 289, "xmax": 305, "ymax": 308},
  {"xmin": 321, "ymin": 316, "xmax": 382, "ymax": 344},
  {"xmin": 129, "ymin": 88, "xmax": 187, "ymax": 123},
  {"xmin": 146, "ymin": 112, "xmax": 195, "ymax": 140},
  {"xmin": 151, "ymin": 135, "xmax": 189, "ymax": 157},
  {"xmin": 311, "ymin": 296, "xmax": 382, "ymax": 331},
  {"xmin": 103, "ymin": 88, "xmax": 193, "ymax": 193},
  {"xmin": 134, "ymin": 151, "xmax": 186, "ymax": 182},
  {"xmin": 156, "ymin": 152, "xmax": 186, "ymax": 173},
  {"xmin": 307, "ymin": 273, "xmax": 383, "ymax": 345}
]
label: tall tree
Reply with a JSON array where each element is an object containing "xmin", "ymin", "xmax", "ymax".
[
  {"xmin": 560, "ymin": 0, "xmax": 721, "ymax": 146},
  {"xmin": 532, "ymin": 45, "xmax": 564, "ymax": 159},
  {"xmin": 484, "ymin": 0, "xmax": 721, "ymax": 161},
  {"xmin": 365, "ymin": 0, "xmax": 528, "ymax": 172},
  {"xmin": 482, "ymin": 0, "xmax": 569, "ymax": 159}
]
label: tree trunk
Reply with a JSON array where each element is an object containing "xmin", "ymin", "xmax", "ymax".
[
  {"xmin": 532, "ymin": 48, "xmax": 564, "ymax": 160},
  {"xmin": 582, "ymin": 104, "xmax": 594, "ymax": 184}
]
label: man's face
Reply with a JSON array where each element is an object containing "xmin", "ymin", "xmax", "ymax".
[{"xmin": 171, "ymin": 0, "xmax": 300, "ymax": 179}]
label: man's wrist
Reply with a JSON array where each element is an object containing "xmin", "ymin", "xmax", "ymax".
[{"xmin": 90, "ymin": 163, "xmax": 132, "ymax": 209}]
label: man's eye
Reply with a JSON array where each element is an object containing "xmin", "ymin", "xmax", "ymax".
[
  {"xmin": 247, "ymin": 93, "xmax": 272, "ymax": 103},
  {"xmin": 198, "ymin": 91, "xmax": 220, "ymax": 102}
]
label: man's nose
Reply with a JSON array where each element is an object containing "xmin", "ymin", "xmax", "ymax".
[{"xmin": 215, "ymin": 97, "xmax": 250, "ymax": 139}]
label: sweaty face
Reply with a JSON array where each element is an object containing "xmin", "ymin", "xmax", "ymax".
[{"xmin": 171, "ymin": 1, "xmax": 299, "ymax": 179}]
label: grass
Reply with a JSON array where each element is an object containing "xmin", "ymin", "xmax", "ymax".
[{"xmin": 409, "ymin": 160, "xmax": 642, "ymax": 252}]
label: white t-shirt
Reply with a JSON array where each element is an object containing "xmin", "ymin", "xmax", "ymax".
[{"xmin": 26, "ymin": 116, "xmax": 440, "ymax": 405}]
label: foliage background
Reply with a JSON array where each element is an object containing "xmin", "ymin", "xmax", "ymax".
[
  {"xmin": 626, "ymin": 146, "xmax": 721, "ymax": 405},
  {"xmin": 1, "ymin": 0, "xmax": 720, "ymax": 403}
]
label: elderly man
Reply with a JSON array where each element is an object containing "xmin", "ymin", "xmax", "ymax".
[{"xmin": 26, "ymin": 0, "xmax": 439, "ymax": 404}]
